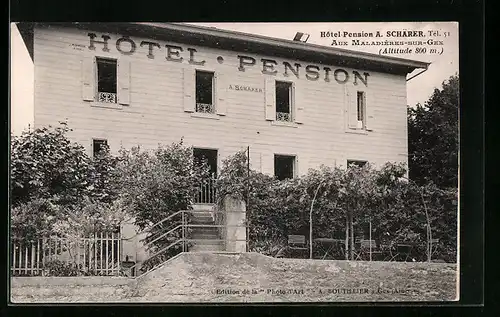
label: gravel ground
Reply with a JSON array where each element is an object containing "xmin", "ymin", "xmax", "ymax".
[{"xmin": 11, "ymin": 252, "xmax": 458, "ymax": 303}]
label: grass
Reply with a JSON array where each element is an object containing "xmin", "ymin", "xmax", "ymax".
[{"xmin": 11, "ymin": 252, "xmax": 457, "ymax": 303}]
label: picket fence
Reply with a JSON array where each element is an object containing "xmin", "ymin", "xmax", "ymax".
[{"xmin": 10, "ymin": 232, "xmax": 121, "ymax": 276}]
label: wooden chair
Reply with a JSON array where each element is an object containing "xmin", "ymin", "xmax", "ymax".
[
  {"xmin": 288, "ymin": 235, "xmax": 307, "ymax": 250},
  {"xmin": 355, "ymin": 239, "xmax": 381, "ymax": 261}
]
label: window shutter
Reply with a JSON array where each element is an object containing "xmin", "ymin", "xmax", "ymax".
[
  {"xmin": 81, "ymin": 56, "xmax": 95, "ymax": 101},
  {"xmin": 183, "ymin": 67, "xmax": 196, "ymax": 113},
  {"xmin": 215, "ymin": 72, "xmax": 227, "ymax": 116},
  {"xmin": 264, "ymin": 78, "xmax": 276, "ymax": 121},
  {"xmin": 293, "ymin": 82, "xmax": 305, "ymax": 124},
  {"xmin": 365, "ymin": 90, "xmax": 374, "ymax": 131},
  {"xmin": 346, "ymin": 85, "xmax": 358, "ymax": 129},
  {"xmin": 117, "ymin": 60, "xmax": 131, "ymax": 105}
]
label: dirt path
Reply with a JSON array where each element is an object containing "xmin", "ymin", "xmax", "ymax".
[{"xmin": 11, "ymin": 253, "xmax": 458, "ymax": 303}]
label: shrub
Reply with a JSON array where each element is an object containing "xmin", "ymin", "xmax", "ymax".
[
  {"xmin": 11, "ymin": 198, "xmax": 61, "ymax": 241},
  {"xmin": 10, "ymin": 122, "xmax": 93, "ymax": 208},
  {"xmin": 115, "ymin": 140, "xmax": 211, "ymax": 271},
  {"xmin": 215, "ymin": 151, "xmax": 458, "ymax": 262},
  {"xmin": 42, "ymin": 259, "xmax": 88, "ymax": 276}
]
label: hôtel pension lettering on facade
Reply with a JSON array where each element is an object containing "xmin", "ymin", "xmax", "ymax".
[{"xmin": 17, "ymin": 22, "xmax": 429, "ymax": 184}]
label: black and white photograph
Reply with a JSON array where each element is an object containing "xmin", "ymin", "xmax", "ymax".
[{"xmin": 9, "ymin": 22, "xmax": 459, "ymax": 303}]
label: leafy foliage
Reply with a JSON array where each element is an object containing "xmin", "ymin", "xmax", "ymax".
[
  {"xmin": 10, "ymin": 122, "xmax": 93, "ymax": 208},
  {"xmin": 42, "ymin": 259, "xmax": 89, "ymax": 277},
  {"xmin": 114, "ymin": 140, "xmax": 210, "ymax": 272},
  {"xmin": 11, "ymin": 198, "xmax": 61, "ymax": 241},
  {"xmin": 408, "ymin": 74, "xmax": 459, "ymax": 188},
  {"xmin": 10, "ymin": 123, "xmax": 125, "ymax": 240},
  {"xmin": 115, "ymin": 140, "xmax": 210, "ymax": 229},
  {"xmin": 215, "ymin": 152, "xmax": 458, "ymax": 262}
]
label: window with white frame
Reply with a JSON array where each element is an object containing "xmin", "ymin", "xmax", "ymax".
[
  {"xmin": 195, "ymin": 70, "xmax": 215, "ymax": 114},
  {"xmin": 275, "ymin": 81, "xmax": 293, "ymax": 122},
  {"xmin": 96, "ymin": 58, "xmax": 117, "ymax": 103},
  {"xmin": 356, "ymin": 91, "xmax": 366, "ymax": 129}
]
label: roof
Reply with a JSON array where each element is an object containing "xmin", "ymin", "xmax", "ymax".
[{"xmin": 17, "ymin": 22, "xmax": 430, "ymax": 75}]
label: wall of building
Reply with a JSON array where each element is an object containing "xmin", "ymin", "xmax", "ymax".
[
  {"xmin": 33, "ymin": 25, "xmax": 408, "ymax": 175},
  {"xmin": 11, "ymin": 24, "xmax": 34, "ymax": 135}
]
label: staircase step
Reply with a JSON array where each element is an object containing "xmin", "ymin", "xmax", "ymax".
[
  {"xmin": 191, "ymin": 204, "xmax": 216, "ymax": 211},
  {"xmin": 190, "ymin": 219, "xmax": 216, "ymax": 224},
  {"xmin": 191, "ymin": 234, "xmax": 220, "ymax": 240},
  {"xmin": 189, "ymin": 244, "xmax": 224, "ymax": 252},
  {"xmin": 189, "ymin": 239, "xmax": 224, "ymax": 245}
]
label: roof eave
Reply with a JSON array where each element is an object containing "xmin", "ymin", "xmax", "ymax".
[
  {"xmin": 14, "ymin": 22, "xmax": 34, "ymax": 61},
  {"xmin": 30, "ymin": 22, "xmax": 430, "ymax": 74},
  {"xmin": 134, "ymin": 22, "xmax": 430, "ymax": 74}
]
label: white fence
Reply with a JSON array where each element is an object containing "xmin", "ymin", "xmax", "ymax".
[{"xmin": 11, "ymin": 232, "xmax": 121, "ymax": 276}]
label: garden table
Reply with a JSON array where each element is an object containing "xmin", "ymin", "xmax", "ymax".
[{"xmin": 314, "ymin": 238, "xmax": 346, "ymax": 260}]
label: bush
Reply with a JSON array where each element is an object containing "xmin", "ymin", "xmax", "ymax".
[
  {"xmin": 215, "ymin": 151, "xmax": 458, "ymax": 262},
  {"xmin": 11, "ymin": 198, "xmax": 61, "ymax": 241},
  {"xmin": 42, "ymin": 259, "xmax": 88, "ymax": 277},
  {"xmin": 10, "ymin": 122, "xmax": 93, "ymax": 208},
  {"xmin": 115, "ymin": 140, "xmax": 211, "ymax": 270}
]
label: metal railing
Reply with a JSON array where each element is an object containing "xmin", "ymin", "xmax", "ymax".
[
  {"xmin": 196, "ymin": 103, "xmax": 215, "ymax": 114},
  {"xmin": 194, "ymin": 177, "xmax": 217, "ymax": 204},
  {"xmin": 126, "ymin": 210, "xmax": 246, "ymax": 277},
  {"xmin": 276, "ymin": 112, "xmax": 292, "ymax": 122},
  {"xmin": 10, "ymin": 232, "xmax": 121, "ymax": 276},
  {"xmin": 98, "ymin": 92, "xmax": 117, "ymax": 103}
]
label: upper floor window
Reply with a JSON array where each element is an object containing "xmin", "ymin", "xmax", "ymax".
[
  {"xmin": 356, "ymin": 91, "xmax": 366, "ymax": 129},
  {"xmin": 275, "ymin": 81, "xmax": 293, "ymax": 122},
  {"xmin": 96, "ymin": 58, "xmax": 117, "ymax": 103},
  {"xmin": 195, "ymin": 70, "xmax": 215, "ymax": 114}
]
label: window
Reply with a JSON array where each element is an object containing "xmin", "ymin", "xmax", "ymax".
[
  {"xmin": 347, "ymin": 160, "xmax": 367, "ymax": 168},
  {"xmin": 96, "ymin": 58, "xmax": 117, "ymax": 103},
  {"xmin": 357, "ymin": 91, "xmax": 366, "ymax": 129},
  {"xmin": 93, "ymin": 139, "xmax": 108, "ymax": 158},
  {"xmin": 275, "ymin": 81, "xmax": 293, "ymax": 122},
  {"xmin": 193, "ymin": 148, "xmax": 218, "ymax": 204},
  {"xmin": 274, "ymin": 155, "xmax": 295, "ymax": 180},
  {"xmin": 195, "ymin": 71, "xmax": 215, "ymax": 114},
  {"xmin": 193, "ymin": 148, "xmax": 218, "ymax": 177}
]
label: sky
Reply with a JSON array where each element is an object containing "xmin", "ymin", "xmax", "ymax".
[{"xmin": 10, "ymin": 22, "xmax": 459, "ymax": 135}]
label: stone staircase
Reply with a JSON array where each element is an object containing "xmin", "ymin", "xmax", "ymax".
[{"xmin": 189, "ymin": 204, "xmax": 224, "ymax": 252}]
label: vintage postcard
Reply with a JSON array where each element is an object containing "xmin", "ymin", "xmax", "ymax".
[{"xmin": 10, "ymin": 22, "xmax": 459, "ymax": 303}]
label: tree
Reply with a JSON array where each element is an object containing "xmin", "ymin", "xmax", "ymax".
[
  {"xmin": 10, "ymin": 122, "xmax": 93, "ymax": 208},
  {"xmin": 10, "ymin": 123, "xmax": 127, "ymax": 240},
  {"xmin": 408, "ymin": 74, "xmax": 459, "ymax": 188}
]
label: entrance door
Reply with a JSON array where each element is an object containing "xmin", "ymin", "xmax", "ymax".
[{"xmin": 193, "ymin": 148, "xmax": 218, "ymax": 204}]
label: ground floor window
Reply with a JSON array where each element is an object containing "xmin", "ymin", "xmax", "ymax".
[
  {"xmin": 347, "ymin": 159, "xmax": 367, "ymax": 168},
  {"xmin": 274, "ymin": 154, "xmax": 296, "ymax": 180},
  {"xmin": 92, "ymin": 139, "xmax": 108, "ymax": 158}
]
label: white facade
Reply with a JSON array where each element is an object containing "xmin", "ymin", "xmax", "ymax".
[{"xmin": 22, "ymin": 23, "xmax": 425, "ymax": 176}]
